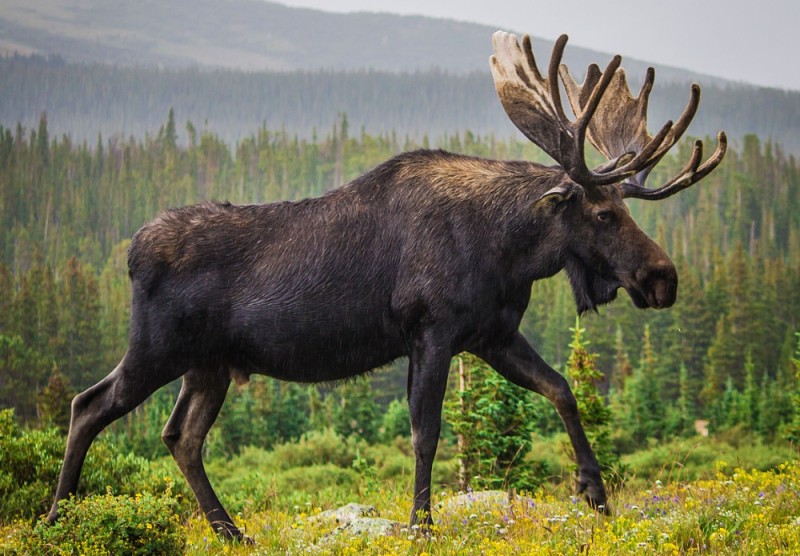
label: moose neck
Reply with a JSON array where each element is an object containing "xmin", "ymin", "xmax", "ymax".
[{"xmin": 384, "ymin": 150, "xmax": 574, "ymax": 286}]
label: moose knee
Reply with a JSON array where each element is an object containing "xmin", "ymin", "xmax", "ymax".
[
  {"xmin": 161, "ymin": 430, "xmax": 180, "ymax": 452},
  {"xmin": 550, "ymin": 376, "xmax": 579, "ymax": 417}
]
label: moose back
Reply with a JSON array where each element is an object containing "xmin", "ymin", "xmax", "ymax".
[{"xmin": 49, "ymin": 31, "xmax": 726, "ymax": 540}]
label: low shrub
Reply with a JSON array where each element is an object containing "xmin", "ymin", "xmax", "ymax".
[
  {"xmin": 0, "ymin": 409, "xmax": 193, "ymax": 523},
  {"xmin": 268, "ymin": 427, "xmax": 364, "ymax": 469},
  {"xmin": 621, "ymin": 433, "xmax": 797, "ymax": 487},
  {"xmin": 20, "ymin": 487, "xmax": 185, "ymax": 555}
]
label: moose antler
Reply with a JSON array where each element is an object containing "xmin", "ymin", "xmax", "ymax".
[
  {"xmin": 560, "ymin": 59, "xmax": 727, "ymax": 199},
  {"xmin": 490, "ymin": 32, "xmax": 727, "ymax": 198}
]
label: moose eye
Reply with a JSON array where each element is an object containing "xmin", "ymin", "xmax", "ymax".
[{"xmin": 596, "ymin": 210, "xmax": 613, "ymax": 224}]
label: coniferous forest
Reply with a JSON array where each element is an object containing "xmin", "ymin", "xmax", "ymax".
[{"xmin": 1, "ymin": 107, "xmax": 799, "ymax": 553}]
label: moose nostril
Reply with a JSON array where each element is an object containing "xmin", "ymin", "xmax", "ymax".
[
  {"xmin": 633, "ymin": 261, "xmax": 678, "ymax": 308},
  {"xmin": 653, "ymin": 279, "xmax": 676, "ymax": 308}
]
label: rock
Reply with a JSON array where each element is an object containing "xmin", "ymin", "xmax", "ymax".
[
  {"xmin": 334, "ymin": 517, "xmax": 401, "ymax": 537},
  {"xmin": 307, "ymin": 502, "xmax": 379, "ymax": 524},
  {"xmin": 436, "ymin": 490, "xmax": 537, "ymax": 515},
  {"xmin": 306, "ymin": 503, "xmax": 403, "ymax": 544}
]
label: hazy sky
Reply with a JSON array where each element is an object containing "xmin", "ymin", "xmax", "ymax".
[{"xmin": 276, "ymin": 0, "xmax": 800, "ymax": 91}]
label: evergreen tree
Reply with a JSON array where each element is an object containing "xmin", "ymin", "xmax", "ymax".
[
  {"xmin": 12, "ymin": 250, "xmax": 58, "ymax": 361},
  {"xmin": 741, "ymin": 352, "xmax": 760, "ymax": 433},
  {"xmin": 36, "ymin": 366, "xmax": 75, "ymax": 433},
  {"xmin": 614, "ymin": 325, "xmax": 666, "ymax": 444},
  {"xmin": 0, "ymin": 334, "xmax": 46, "ymax": 422},
  {"xmin": 444, "ymin": 353, "xmax": 546, "ymax": 492},
  {"xmin": 665, "ymin": 363, "xmax": 695, "ymax": 437},
  {"xmin": 0, "ymin": 264, "xmax": 12, "ymax": 332},
  {"xmin": 610, "ymin": 326, "xmax": 632, "ymax": 392},
  {"xmin": 565, "ymin": 318, "xmax": 621, "ymax": 484},
  {"xmin": 333, "ymin": 377, "xmax": 379, "ymax": 443},
  {"xmin": 709, "ymin": 376, "xmax": 743, "ymax": 433},
  {"xmin": 784, "ymin": 333, "xmax": 800, "ymax": 445},
  {"xmin": 55, "ymin": 257, "xmax": 104, "ymax": 388}
]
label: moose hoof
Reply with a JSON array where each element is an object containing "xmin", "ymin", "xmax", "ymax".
[
  {"xmin": 46, "ymin": 506, "xmax": 59, "ymax": 525},
  {"xmin": 224, "ymin": 531, "xmax": 254, "ymax": 545},
  {"xmin": 214, "ymin": 522, "xmax": 253, "ymax": 544},
  {"xmin": 577, "ymin": 469, "xmax": 610, "ymax": 515}
]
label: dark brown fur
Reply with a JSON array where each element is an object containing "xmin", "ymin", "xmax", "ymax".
[{"xmin": 49, "ymin": 149, "xmax": 678, "ymax": 539}]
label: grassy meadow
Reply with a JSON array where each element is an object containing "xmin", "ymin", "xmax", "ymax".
[{"xmin": 1, "ymin": 421, "xmax": 797, "ymax": 555}]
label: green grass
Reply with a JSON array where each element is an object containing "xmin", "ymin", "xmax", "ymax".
[{"xmin": 1, "ymin": 434, "xmax": 798, "ymax": 555}]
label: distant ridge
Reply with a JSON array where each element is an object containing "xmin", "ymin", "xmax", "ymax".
[{"xmin": 0, "ymin": 0, "xmax": 729, "ymax": 85}]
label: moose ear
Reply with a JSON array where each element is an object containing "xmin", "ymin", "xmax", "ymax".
[{"xmin": 533, "ymin": 184, "xmax": 581, "ymax": 213}]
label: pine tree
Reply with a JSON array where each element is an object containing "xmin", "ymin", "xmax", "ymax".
[
  {"xmin": 36, "ymin": 366, "xmax": 75, "ymax": 433},
  {"xmin": 709, "ymin": 375, "xmax": 750, "ymax": 433},
  {"xmin": 610, "ymin": 326, "xmax": 632, "ymax": 392},
  {"xmin": 784, "ymin": 333, "xmax": 800, "ymax": 445},
  {"xmin": 0, "ymin": 334, "xmax": 46, "ymax": 422},
  {"xmin": 615, "ymin": 325, "xmax": 666, "ymax": 444},
  {"xmin": 333, "ymin": 377, "xmax": 379, "ymax": 444},
  {"xmin": 741, "ymin": 352, "xmax": 760, "ymax": 433},
  {"xmin": 55, "ymin": 257, "xmax": 104, "ymax": 388},
  {"xmin": 0, "ymin": 264, "xmax": 12, "ymax": 332},
  {"xmin": 666, "ymin": 363, "xmax": 695, "ymax": 437},
  {"xmin": 444, "ymin": 353, "xmax": 546, "ymax": 492},
  {"xmin": 564, "ymin": 318, "xmax": 621, "ymax": 484}
]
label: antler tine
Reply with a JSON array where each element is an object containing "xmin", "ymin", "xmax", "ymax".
[
  {"xmin": 541, "ymin": 35, "xmax": 569, "ymax": 125},
  {"xmin": 560, "ymin": 62, "xmax": 678, "ymax": 186},
  {"xmin": 520, "ymin": 34, "xmax": 545, "ymax": 82},
  {"xmin": 622, "ymin": 132, "xmax": 728, "ymax": 200},
  {"xmin": 614, "ymin": 83, "xmax": 702, "ymax": 186}
]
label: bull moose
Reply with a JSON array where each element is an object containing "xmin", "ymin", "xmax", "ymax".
[{"xmin": 48, "ymin": 32, "xmax": 726, "ymax": 540}]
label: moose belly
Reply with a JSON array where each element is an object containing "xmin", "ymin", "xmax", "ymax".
[{"xmin": 225, "ymin": 296, "xmax": 405, "ymax": 383}]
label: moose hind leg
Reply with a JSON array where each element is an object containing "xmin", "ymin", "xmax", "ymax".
[
  {"xmin": 48, "ymin": 354, "xmax": 181, "ymax": 523},
  {"xmin": 162, "ymin": 370, "xmax": 240, "ymax": 540},
  {"xmin": 475, "ymin": 332, "xmax": 609, "ymax": 514},
  {"xmin": 407, "ymin": 331, "xmax": 451, "ymax": 526}
]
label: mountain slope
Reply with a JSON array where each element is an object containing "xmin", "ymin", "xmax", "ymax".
[{"xmin": 0, "ymin": 0, "xmax": 727, "ymax": 85}]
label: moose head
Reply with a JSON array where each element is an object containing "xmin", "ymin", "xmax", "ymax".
[{"xmin": 491, "ymin": 32, "xmax": 727, "ymax": 313}]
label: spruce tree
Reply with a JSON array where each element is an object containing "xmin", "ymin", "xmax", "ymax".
[
  {"xmin": 565, "ymin": 318, "xmax": 621, "ymax": 484},
  {"xmin": 36, "ymin": 366, "xmax": 74, "ymax": 433},
  {"xmin": 444, "ymin": 353, "xmax": 545, "ymax": 492},
  {"xmin": 784, "ymin": 333, "xmax": 800, "ymax": 445},
  {"xmin": 666, "ymin": 363, "xmax": 695, "ymax": 437},
  {"xmin": 333, "ymin": 377, "xmax": 379, "ymax": 444},
  {"xmin": 615, "ymin": 325, "xmax": 666, "ymax": 443},
  {"xmin": 55, "ymin": 257, "xmax": 104, "ymax": 388}
]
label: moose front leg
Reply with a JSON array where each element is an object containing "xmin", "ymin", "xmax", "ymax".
[
  {"xmin": 407, "ymin": 329, "xmax": 451, "ymax": 526},
  {"xmin": 475, "ymin": 331, "xmax": 609, "ymax": 514}
]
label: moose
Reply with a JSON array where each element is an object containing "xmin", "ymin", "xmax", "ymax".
[{"xmin": 49, "ymin": 32, "xmax": 726, "ymax": 540}]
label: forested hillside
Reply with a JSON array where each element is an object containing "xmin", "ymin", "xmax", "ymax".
[
  {"xmin": 1, "ymin": 113, "xmax": 798, "ymax": 441},
  {"xmin": 3, "ymin": 54, "xmax": 800, "ymax": 152}
]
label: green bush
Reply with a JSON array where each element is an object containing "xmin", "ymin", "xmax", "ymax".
[
  {"xmin": 0, "ymin": 409, "xmax": 192, "ymax": 523},
  {"xmin": 621, "ymin": 434, "xmax": 797, "ymax": 487},
  {"xmin": 268, "ymin": 427, "xmax": 364, "ymax": 469},
  {"xmin": 379, "ymin": 398, "xmax": 410, "ymax": 442},
  {"xmin": 21, "ymin": 488, "xmax": 185, "ymax": 555}
]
